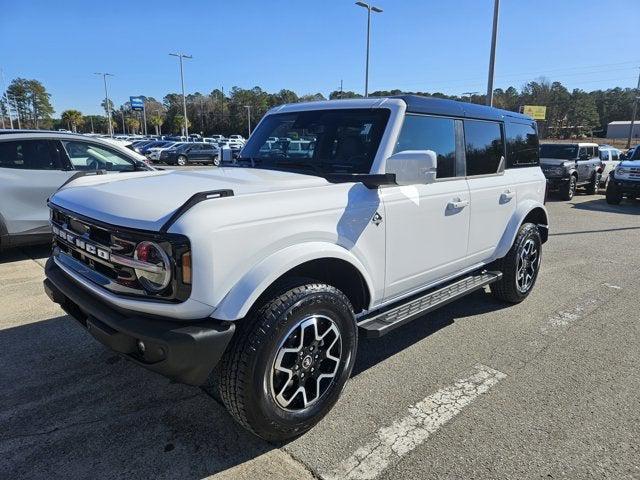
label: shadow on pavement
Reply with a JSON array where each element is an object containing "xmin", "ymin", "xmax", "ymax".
[
  {"xmin": 570, "ymin": 197, "xmax": 640, "ymax": 215},
  {"xmin": 0, "ymin": 288, "xmax": 509, "ymax": 478},
  {"xmin": 0, "ymin": 314, "xmax": 273, "ymax": 479},
  {"xmin": 353, "ymin": 288, "xmax": 509, "ymax": 377}
]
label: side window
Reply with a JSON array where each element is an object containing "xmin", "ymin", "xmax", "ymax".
[
  {"xmin": 394, "ymin": 114, "xmax": 456, "ymax": 178},
  {"xmin": 505, "ymin": 121, "xmax": 539, "ymax": 167},
  {"xmin": 611, "ymin": 150, "xmax": 619, "ymax": 161},
  {"xmin": 61, "ymin": 141, "xmax": 135, "ymax": 172},
  {"xmin": 578, "ymin": 147, "xmax": 587, "ymax": 158},
  {"xmin": 0, "ymin": 140, "xmax": 61, "ymax": 170},
  {"xmin": 463, "ymin": 120, "xmax": 504, "ymax": 176}
]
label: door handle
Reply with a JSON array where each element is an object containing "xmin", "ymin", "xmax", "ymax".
[
  {"xmin": 500, "ymin": 190, "xmax": 515, "ymax": 202},
  {"xmin": 447, "ymin": 199, "xmax": 469, "ymax": 210}
]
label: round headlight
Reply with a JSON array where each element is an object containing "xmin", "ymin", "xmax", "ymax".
[
  {"xmin": 133, "ymin": 241, "xmax": 171, "ymax": 292},
  {"xmin": 616, "ymin": 168, "xmax": 628, "ymax": 176}
]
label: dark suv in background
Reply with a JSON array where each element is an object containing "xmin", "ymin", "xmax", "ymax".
[
  {"xmin": 159, "ymin": 142, "xmax": 220, "ymax": 166},
  {"xmin": 539, "ymin": 143, "xmax": 600, "ymax": 200}
]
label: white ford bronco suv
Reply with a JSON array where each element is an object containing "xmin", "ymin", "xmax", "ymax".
[{"xmin": 43, "ymin": 96, "xmax": 548, "ymax": 441}]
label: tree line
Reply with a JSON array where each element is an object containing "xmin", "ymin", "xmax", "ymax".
[{"xmin": 1, "ymin": 76, "xmax": 636, "ymax": 139}]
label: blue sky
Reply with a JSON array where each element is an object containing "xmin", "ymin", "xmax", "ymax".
[{"xmin": 1, "ymin": 0, "xmax": 637, "ymax": 115}]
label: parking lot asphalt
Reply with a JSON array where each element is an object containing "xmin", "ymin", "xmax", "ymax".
[{"xmin": 1, "ymin": 193, "xmax": 639, "ymax": 480}]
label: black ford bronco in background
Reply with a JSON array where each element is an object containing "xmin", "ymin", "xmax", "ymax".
[{"xmin": 540, "ymin": 143, "xmax": 600, "ymax": 200}]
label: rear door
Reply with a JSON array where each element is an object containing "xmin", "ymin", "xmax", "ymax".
[
  {"xmin": 464, "ymin": 119, "xmax": 517, "ymax": 262},
  {"xmin": 0, "ymin": 139, "xmax": 73, "ymax": 236}
]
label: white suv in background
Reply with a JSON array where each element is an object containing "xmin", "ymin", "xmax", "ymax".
[
  {"xmin": 43, "ymin": 96, "xmax": 548, "ymax": 441},
  {"xmin": 0, "ymin": 131, "xmax": 152, "ymax": 250}
]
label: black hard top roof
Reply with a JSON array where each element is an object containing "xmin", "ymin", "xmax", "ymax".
[{"xmin": 391, "ymin": 94, "xmax": 533, "ymax": 122}]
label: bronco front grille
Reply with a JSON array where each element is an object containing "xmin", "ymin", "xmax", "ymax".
[{"xmin": 50, "ymin": 206, "xmax": 191, "ymax": 302}]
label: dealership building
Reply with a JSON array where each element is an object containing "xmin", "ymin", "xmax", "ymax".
[{"xmin": 606, "ymin": 120, "xmax": 640, "ymax": 139}]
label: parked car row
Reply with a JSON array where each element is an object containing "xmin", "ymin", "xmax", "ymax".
[{"xmin": 539, "ymin": 141, "xmax": 639, "ymax": 203}]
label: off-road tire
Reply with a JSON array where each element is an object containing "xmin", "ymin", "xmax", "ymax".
[
  {"xmin": 490, "ymin": 222, "xmax": 542, "ymax": 304},
  {"xmin": 585, "ymin": 172, "xmax": 598, "ymax": 195},
  {"xmin": 218, "ymin": 282, "xmax": 357, "ymax": 442},
  {"xmin": 559, "ymin": 175, "xmax": 577, "ymax": 200},
  {"xmin": 605, "ymin": 180, "xmax": 623, "ymax": 205}
]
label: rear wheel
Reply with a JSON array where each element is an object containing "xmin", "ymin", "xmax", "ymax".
[
  {"xmin": 177, "ymin": 155, "xmax": 187, "ymax": 166},
  {"xmin": 559, "ymin": 175, "xmax": 577, "ymax": 200},
  {"xmin": 213, "ymin": 155, "xmax": 221, "ymax": 167},
  {"xmin": 490, "ymin": 222, "xmax": 542, "ymax": 304},
  {"xmin": 218, "ymin": 282, "xmax": 357, "ymax": 441},
  {"xmin": 605, "ymin": 180, "xmax": 623, "ymax": 205}
]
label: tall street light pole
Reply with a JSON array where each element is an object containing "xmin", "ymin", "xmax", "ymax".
[
  {"xmin": 94, "ymin": 72, "xmax": 114, "ymax": 137},
  {"xmin": 169, "ymin": 53, "xmax": 192, "ymax": 137},
  {"xmin": 244, "ymin": 105, "xmax": 252, "ymax": 137},
  {"xmin": 626, "ymin": 67, "xmax": 640, "ymax": 149},
  {"xmin": 355, "ymin": 2, "xmax": 382, "ymax": 98},
  {"xmin": 486, "ymin": 0, "xmax": 500, "ymax": 106}
]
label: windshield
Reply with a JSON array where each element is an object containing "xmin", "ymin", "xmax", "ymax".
[
  {"xmin": 239, "ymin": 108, "xmax": 390, "ymax": 175},
  {"xmin": 540, "ymin": 144, "xmax": 578, "ymax": 160}
]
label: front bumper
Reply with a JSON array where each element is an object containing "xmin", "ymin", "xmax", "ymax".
[
  {"xmin": 612, "ymin": 178, "xmax": 640, "ymax": 194},
  {"xmin": 44, "ymin": 257, "xmax": 235, "ymax": 385},
  {"xmin": 543, "ymin": 176, "xmax": 569, "ymax": 189}
]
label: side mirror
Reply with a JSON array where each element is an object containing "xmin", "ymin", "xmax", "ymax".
[{"xmin": 385, "ymin": 150, "xmax": 438, "ymax": 186}]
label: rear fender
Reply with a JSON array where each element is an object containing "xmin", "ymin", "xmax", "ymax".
[{"xmin": 493, "ymin": 201, "xmax": 548, "ymax": 260}]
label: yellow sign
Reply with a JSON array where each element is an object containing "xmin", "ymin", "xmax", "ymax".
[{"xmin": 523, "ymin": 105, "xmax": 546, "ymax": 120}]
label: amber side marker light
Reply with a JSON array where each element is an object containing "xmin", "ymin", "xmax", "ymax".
[{"xmin": 182, "ymin": 252, "xmax": 192, "ymax": 284}]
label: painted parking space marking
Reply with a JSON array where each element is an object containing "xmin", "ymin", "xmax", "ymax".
[{"xmin": 321, "ymin": 364, "xmax": 506, "ymax": 480}]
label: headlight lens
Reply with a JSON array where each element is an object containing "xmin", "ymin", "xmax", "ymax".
[{"xmin": 133, "ymin": 241, "xmax": 171, "ymax": 292}]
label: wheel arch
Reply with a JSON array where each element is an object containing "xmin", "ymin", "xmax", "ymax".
[
  {"xmin": 494, "ymin": 201, "xmax": 549, "ymax": 260},
  {"xmin": 212, "ymin": 242, "xmax": 375, "ymax": 321}
]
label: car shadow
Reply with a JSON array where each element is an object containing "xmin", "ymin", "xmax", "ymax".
[
  {"xmin": 570, "ymin": 197, "xmax": 640, "ymax": 215},
  {"xmin": 0, "ymin": 314, "xmax": 273, "ymax": 479},
  {"xmin": 0, "ymin": 288, "xmax": 509, "ymax": 478},
  {"xmin": 0, "ymin": 244, "xmax": 51, "ymax": 265},
  {"xmin": 353, "ymin": 288, "xmax": 510, "ymax": 377}
]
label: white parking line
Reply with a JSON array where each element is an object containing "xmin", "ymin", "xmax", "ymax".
[{"xmin": 321, "ymin": 364, "xmax": 507, "ymax": 480}]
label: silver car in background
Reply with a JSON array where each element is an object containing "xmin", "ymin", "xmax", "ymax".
[{"xmin": 0, "ymin": 131, "xmax": 153, "ymax": 250}]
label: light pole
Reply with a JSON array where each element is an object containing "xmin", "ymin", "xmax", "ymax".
[
  {"xmin": 355, "ymin": 1, "xmax": 382, "ymax": 98},
  {"xmin": 169, "ymin": 52, "xmax": 192, "ymax": 137},
  {"xmin": 626, "ymin": 68, "xmax": 640, "ymax": 149},
  {"xmin": 244, "ymin": 105, "xmax": 252, "ymax": 137},
  {"xmin": 462, "ymin": 91, "xmax": 479, "ymax": 103},
  {"xmin": 94, "ymin": 72, "xmax": 114, "ymax": 137},
  {"xmin": 486, "ymin": 0, "xmax": 500, "ymax": 106}
]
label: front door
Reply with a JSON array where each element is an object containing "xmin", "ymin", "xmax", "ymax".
[{"xmin": 381, "ymin": 114, "xmax": 471, "ymax": 301}]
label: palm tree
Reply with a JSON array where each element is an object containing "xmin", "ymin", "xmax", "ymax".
[
  {"xmin": 149, "ymin": 114, "xmax": 163, "ymax": 135},
  {"xmin": 173, "ymin": 115, "xmax": 190, "ymax": 135},
  {"xmin": 61, "ymin": 109, "xmax": 83, "ymax": 132},
  {"xmin": 126, "ymin": 117, "xmax": 140, "ymax": 134}
]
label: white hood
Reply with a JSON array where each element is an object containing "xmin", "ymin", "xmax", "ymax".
[{"xmin": 50, "ymin": 167, "xmax": 328, "ymax": 231}]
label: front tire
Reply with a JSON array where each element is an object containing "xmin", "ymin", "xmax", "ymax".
[
  {"xmin": 218, "ymin": 282, "xmax": 357, "ymax": 441},
  {"xmin": 605, "ymin": 180, "xmax": 623, "ymax": 205},
  {"xmin": 559, "ymin": 175, "xmax": 577, "ymax": 200},
  {"xmin": 585, "ymin": 172, "xmax": 598, "ymax": 195},
  {"xmin": 490, "ymin": 222, "xmax": 542, "ymax": 304}
]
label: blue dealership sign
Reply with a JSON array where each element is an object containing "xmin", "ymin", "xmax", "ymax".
[{"xmin": 130, "ymin": 96, "xmax": 144, "ymax": 111}]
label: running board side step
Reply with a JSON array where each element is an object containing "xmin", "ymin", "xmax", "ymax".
[{"xmin": 357, "ymin": 271, "xmax": 502, "ymax": 338}]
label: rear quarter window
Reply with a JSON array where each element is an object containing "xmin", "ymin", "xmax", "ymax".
[{"xmin": 505, "ymin": 121, "xmax": 539, "ymax": 168}]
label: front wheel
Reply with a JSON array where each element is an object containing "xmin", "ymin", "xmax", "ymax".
[
  {"xmin": 605, "ymin": 180, "xmax": 623, "ymax": 205},
  {"xmin": 490, "ymin": 222, "xmax": 542, "ymax": 303},
  {"xmin": 585, "ymin": 172, "xmax": 598, "ymax": 195},
  {"xmin": 218, "ymin": 282, "xmax": 357, "ymax": 441},
  {"xmin": 559, "ymin": 175, "xmax": 577, "ymax": 200}
]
